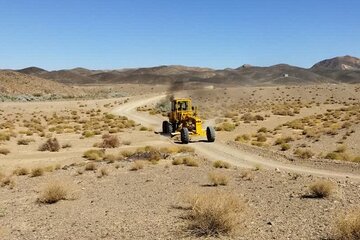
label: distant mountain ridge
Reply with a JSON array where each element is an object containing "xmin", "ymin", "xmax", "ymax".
[{"xmin": 7, "ymin": 55, "xmax": 360, "ymax": 86}]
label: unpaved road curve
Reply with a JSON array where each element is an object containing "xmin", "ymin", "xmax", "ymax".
[{"xmin": 112, "ymin": 94, "xmax": 360, "ymax": 181}]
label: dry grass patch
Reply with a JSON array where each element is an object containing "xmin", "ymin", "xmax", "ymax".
[
  {"xmin": 0, "ymin": 148, "xmax": 10, "ymax": 155},
  {"xmin": 95, "ymin": 134, "xmax": 120, "ymax": 148},
  {"xmin": 38, "ymin": 138, "xmax": 60, "ymax": 152},
  {"xmin": 208, "ymin": 172, "xmax": 229, "ymax": 186},
  {"xmin": 181, "ymin": 190, "xmax": 245, "ymax": 236},
  {"xmin": 17, "ymin": 138, "xmax": 35, "ymax": 145},
  {"xmin": 213, "ymin": 160, "xmax": 231, "ymax": 169},
  {"xmin": 172, "ymin": 157, "xmax": 199, "ymax": 167},
  {"xmin": 13, "ymin": 167, "xmax": 29, "ymax": 176},
  {"xmin": 0, "ymin": 176, "xmax": 15, "ymax": 189},
  {"xmin": 30, "ymin": 167, "xmax": 44, "ymax": 177},
  {"xmin": 308, "ymin": 180, "xmax": 335, "ymax": 198},
  {"xmin": 83, "ymin": 149, "xmax": 105, "ymax": 161},
  {"xmin": 85, "ymin": 162, "xmax": 97, "ymax": 171},
  {"xmin": 335, "ymin": 208, "xmax": 360, "ymax": 240},
  {"xmin": 97, "ymin": 168, "xmax": 109, "ymax": 178},
  {"xmin": 294, "ymin": 148, "xmax": 314, "ymax": 159},
  {"xmin": 130, "ymin": 160, "xmax": 144, "ymax": 171},
  {"xmin": 38, "ymin": 181, "xmax": 69, "ymax": 204}
]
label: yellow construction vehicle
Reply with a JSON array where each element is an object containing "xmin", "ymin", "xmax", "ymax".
[{"xmin": 162, "ymin": 98, "xmax": 215, "ymax": 144}]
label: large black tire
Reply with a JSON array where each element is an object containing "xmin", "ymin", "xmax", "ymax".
[
  {"xmin": 181, "ymin": 128, "xmax": 190, "ymax": 144},
  {"xmin": 162, "ymin": 121, "xmax": 172, "ymax": 134},
  {"xmin": 206, "ymin": 126, "xmax": 215, "ymax": 142}
]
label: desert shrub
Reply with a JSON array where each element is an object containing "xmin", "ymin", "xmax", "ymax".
[
  {"xmin": 30, "ymin": 167, "xmax": 44, "ymax": 177},
  {"xmin": 335, "ymin": 208, "xmax": 360, "ymax": 240},
  {"xmin": 274, "ymin": 136, "xmax": 293, "ymax": 145},
  {"xmin": 83, "ymin": 149, "xmax": 105, "ymax": 161},
  {"xmin": 38, "ymin": 138, "xmax": 60, "ymax": 152},
  {"xmin": 235, "ymin": 134, "xmax": 250, "ymax": 142},
  {"xmin": 208, "ymin": 172, "xmax": 229, "ymax": 186},
  {"xmin": 97, "ymin": 134, "xmax": 120, "ymax": 148},
  {"xmin": 85, "ymin": 162, "xmax": 97, "ymax": 171},
  {"xmin": 0, "ymin": 148, "xmax": 10, "ymax": 155},
  {"xmin": 294, "ymin": 149, "xmax": 314, "ymax": 159},
  {"xmin": 216, "ymin": 122, "xmax": 235, "ymax": 132},
  {"xmin": 17, "ymin": 138, "xmax": 35, "ymax": 145},
  {"xmin": 309, "ymin": 180, "xmax": 334, "ymax": 198},
  {"xmin": 82, "ymin": 131, "xmax": 95, "ymax": 138},
  {"xmin": 123, "ymin": 140, "xmax": 131, "ymax": 145},
  {"xmin": 38, "ymin": 181, "xmax": 68, "ymax": 204},
  {"xmin": 353, "ymin": 156, "xmax": 360, "ymax": 163},
  {"xmin": 0, "ymin": 176, "xmax": 15, "ymax": 188},
  {"xmin": 239, "ymin": 170, "xmax": 254, "ymax": 181},
  {"xmin": 177, "ymin": 146, "xmax": 195, "ymax": 153},
  {"xmin": 0, "ymin": 132, "xmax": 11, "ymax": 142},
  {"xmin": 13, "ymin": 167, "xmax": 29, "ymax": 176},
  {"xmin": 61, "ymin": 143, "xmax": 72, "ymax": 149},
  {"xmin": 97, "ymin": 168, "xmax": 109, "ymax": 178},
  {"xmin": 325, "ymin": 152, "xmax": 351, "ymax": 161},
  {"xmin": 183, "ymin": 157, "xmax": 199, "ymax": 167},
  {"xmin": 280, "ymin": 143, "xmax": 290, "ymax": 151},
  {"xmin": 213, "ymin": 160, "xmax": 231, "ymax": 169},
  {"xmin": 257, "ymin": 127, "xmax": 267, "ymax": 133},
  {"xmin": 256, "ymin": 134, "xmax": 267, "ymax": 142},
  {"xmin": 139, "ymin": 126, "xmax": 148, "ymax": 131},
  {"xmin": 182, "ymin": 190, "xmax": 245, "ymax": 236},
  {"xmin": 130, "ymin": 160, "xmax": 144, "ymax": 171},
  {"xmin": 172, "ymin": 158, "xmax": 184, "ymax": 165}
]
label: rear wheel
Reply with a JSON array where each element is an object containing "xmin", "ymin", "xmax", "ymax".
[
  {"xmin": 181, "ymin": 128, "xmax": 189, "ymax": 144},
  {"xmin": 162, "ymin": 121, "xmax": 172, "ymax": 134},
  {"xmin": 206, "ymin": 126, "xmax": 215, "ymax": 142}
]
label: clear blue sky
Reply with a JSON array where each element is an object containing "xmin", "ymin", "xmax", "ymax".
[{"xmin": 0, "ymin": 0, "xmax": 359, "ymax": 70}]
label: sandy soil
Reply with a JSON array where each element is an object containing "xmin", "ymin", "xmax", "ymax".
[{"xmin": 1, "ymin": 84, "xmax": 360, "ymax": 240}]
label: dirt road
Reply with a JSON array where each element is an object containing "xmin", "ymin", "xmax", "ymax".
[{"xmin": 112, "ymin": 95, "xmax": 360, "ymax": 181}]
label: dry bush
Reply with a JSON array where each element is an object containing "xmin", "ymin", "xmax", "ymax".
[
  {"xmin": 208, "ymin": 172, "xmax": 229, "ymax": 186},
  {"xmin": 235, "ymin": 134, "xmax": 250, "ymax": 142},
  {"xmin": 183, "ymin": 157, "xmax": 199, "ymax": 167},
  {"xmin": 257, "ymin": 127, "xmax": 267, "ymax": 133},
  {"xmin": 38, "ymin": 138, "xmax": 60, "ymax": 152},
  {"xmin": 177, "ymin": 146, "xmax": 195, "ymax": 153},
  {"xmin": 325, "ymin": 152, "xmax": 351, "ymax": 161},
  {"xmin": 97, "ymin": 134, "xmax": 120, "ymax": 148},
  {"xmin": 38, "ymin": 181, "xmax": 68, "ymax": 204},
  {"xmin": 85, "ymin": 162, "xmax": 97, "ymax": 171},
  {"xmin": 256, "ymin": 134, "xmax": 267, "ymax": 142},
  {"xmin": 213, "ymin": 160, "xmax": 231, "ymax": 169},
  {"xmin": 17, "ymin": 138, "xmax": 35, "ymax": 145},
  {"xmin": 294, "ymin": 149, "xmax": 314, "ymax": 159},
  {"xmin": 123, "ymin": 140, "xmax": 131, "ymax": 145},
  {"xmin": 181, "ymin": 190, "xmax": 245, "ymax": 236},
  {"xmin": 30, "ymin": 167, "xmax": 44, "ymax": 177},
  {"xmin": 280, "ymin": 143, "xmax": 291, "ymax": 151},
  {"xmin": 13, "ymin": 167, "xmax": 29, "ymax": 176},
  {"xmin": 239, "ymin": 170, "xmax": 254, "ymax": 181},
  {"xmin": 0, "ymin": 148, "xmax": 10, "ymax": 155},
  {"xmin": 274, "ymin": 136, "xmax": 293, "ymax": 145},
  {"xmin": 353, "ymin": 156, "xmax": 360, "ymax": 163},
  {"xmin": 335, "ymin": 208, "xmax": 360, "ymax": 240},
  {"xmin": 309, "ymin": 180, "xmax": 334, "ymax": 198},
  {"xmin": 130, "ymin": 160, "xmax": 144, "ymax": 171},
  {"xmin": 83, "ymin": 149, "xmax": 105, "ymax": 161},
  {"xmin": 1, "ymin": 176, "xmax": 15, "ymax": 189},
  {"xmin": 97, "ymin": 168, "xmax": 109, "ymax": 178},
  {"xmin": 172, "ymin": 158, "xmax": 184, "ymax": 165},
  {"xmin": 215, "ymin": 122, "xmax": 235, "ymax": 132},
  {"xmin": 61, "ymin": 143, "xmax": 72, "ymax": 149}
]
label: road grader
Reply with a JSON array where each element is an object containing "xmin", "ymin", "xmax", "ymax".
[{"xmin": 162, "ymin": 98, "xmax": 215, "ymax": 144}]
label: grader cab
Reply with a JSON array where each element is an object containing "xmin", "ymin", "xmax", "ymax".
[{"xmin": 162, "ymin": 98, "xmax": 215, "ymax": 144}]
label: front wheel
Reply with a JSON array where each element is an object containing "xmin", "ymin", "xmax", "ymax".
[
  {"xmin": 162, "ymin": 121, "xmax": 172, "ymax": 134},
  {"xmin": 181, "ymin": 128, "xmax": 189, "ymax": 144},
  {"xmin": 206, "ymin": 126, "xmax": 215, "ymax": 142}
]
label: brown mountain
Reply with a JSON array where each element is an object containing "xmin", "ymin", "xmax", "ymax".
[
  {"xmin": 17, "ymin": 67, "xmax": 47, "ymax": 75},
  {"xmin": 0, "ymin": 70, "xmax": 79, "ymax": 96},
  {"xmin": 311, "ymin": 55, "xmax": 360, "ymax": 70},
  {"xmin": 311, "ymin": 56, "xmax": 360, "ymax": 83},
  {"xmin": 10, "ymin": 55, "xmax": 360, "ymax": 86}
]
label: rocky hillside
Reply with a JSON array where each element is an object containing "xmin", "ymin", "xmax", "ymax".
[
  {"xmin": 311, "ymin": 56, "xmax": 360, "ymax": 83},
  {"xmin": 11, "ymin": 55, "xmax": 360, "ymax": 86},
  {"xmin": 0, "ymin": 70, "xmax": 80, "ymax": 96}
]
